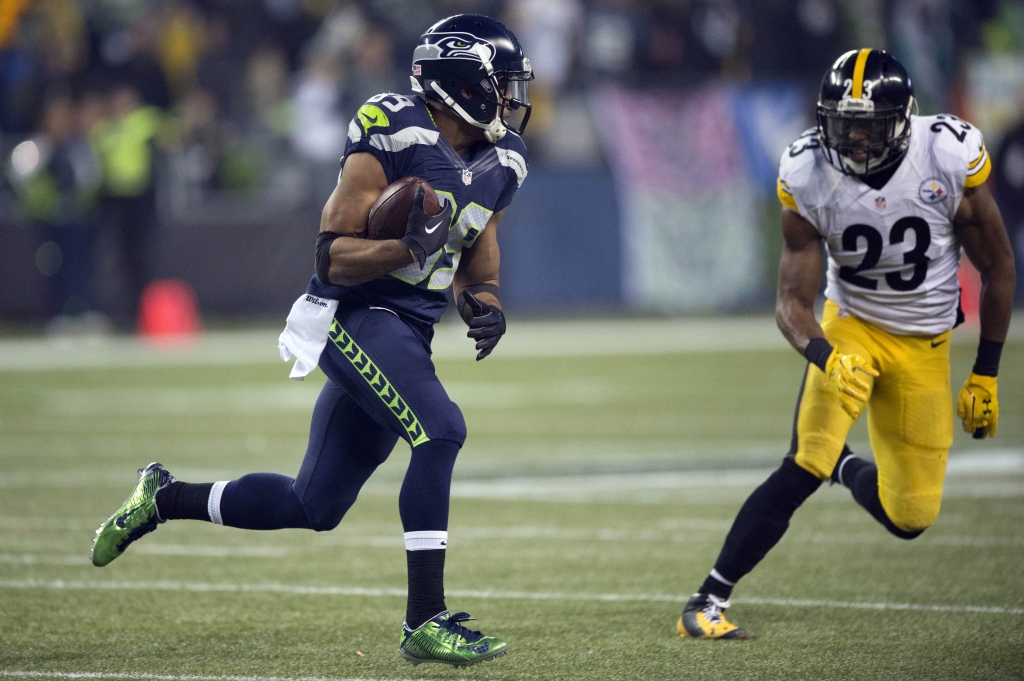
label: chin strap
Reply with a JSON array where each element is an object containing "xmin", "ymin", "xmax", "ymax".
[{"xmin": 428, "ymin": 81, "xmax": 507, "ymax": 143}]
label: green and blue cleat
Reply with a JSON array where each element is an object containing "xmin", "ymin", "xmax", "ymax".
[
  {"xmin": 399, "ymin": 611, "xmax": 508, "ymax": 668},
  {"xmin": 91, "ymin": 462, "xmax": 174, "ymax": 567}
]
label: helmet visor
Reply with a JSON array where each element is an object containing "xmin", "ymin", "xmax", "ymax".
[
  {"xmin": 496, "ymin": 73, "xmax": 532, "ymax": 134},
  {"xmin": 504, "ymin": 75, "xmax": 530, "ymax": 107}
]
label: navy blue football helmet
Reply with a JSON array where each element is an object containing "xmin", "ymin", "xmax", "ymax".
[
  {"xmin": 817, "ymin": 49, "xmax": 916, "ymax": 176},
  {"xmin": 411, "ymin": 14, "xmax": 533, "ymax": 143}
]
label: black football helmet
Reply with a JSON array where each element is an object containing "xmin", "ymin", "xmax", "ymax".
[
  {"xmin": 817, "ymin": 49, "xmax": 915, "ymax": 176},
  {"xmin": 411, "ymin": 14, "xmax": 533, "ymax": 143}
]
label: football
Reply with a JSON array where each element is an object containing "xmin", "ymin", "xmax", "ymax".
[{"xmin": 366, "ymin": 176, "xmax": 441, "ymax": 241}]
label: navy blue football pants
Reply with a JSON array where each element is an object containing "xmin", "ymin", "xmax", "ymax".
[{"xmin": 218, "ymin": 304, "xmax": 466, "ymax": 533}]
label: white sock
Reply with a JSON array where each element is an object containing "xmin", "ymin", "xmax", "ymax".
[
  {"xmin": 207, "ymin": 481, "xmax": 229, "ymax": 525},
  {"xmin": 404, "ymin": 531, "xmax": 448, "ymax": 551}
]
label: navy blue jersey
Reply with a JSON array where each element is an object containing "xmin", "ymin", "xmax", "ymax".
[{"xmin": 307, "ymin": 93, "xmax": 528, "ymax": 332}]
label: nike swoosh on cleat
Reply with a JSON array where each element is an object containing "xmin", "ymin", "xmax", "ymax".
[{"xmin": 931, "ymin": 339, "xmax": 947, "ymax": 348}]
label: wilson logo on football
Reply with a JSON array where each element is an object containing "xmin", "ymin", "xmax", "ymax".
[{"xmin": 919, "ymin": 179, "xmax": 948, "ymax": 204}]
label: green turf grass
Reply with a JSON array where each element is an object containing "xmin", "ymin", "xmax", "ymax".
[{"xmin": 0, "ymin": 339, "xmax": 1021, "ymax": 680}]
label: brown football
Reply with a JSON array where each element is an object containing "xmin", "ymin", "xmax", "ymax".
[{"xmin": 366, "ymin": 177, "xmax": 441, "ymax": 241}]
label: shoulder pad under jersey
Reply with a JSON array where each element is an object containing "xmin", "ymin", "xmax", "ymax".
[
  {"xmin": 494, "ymin": 130, "xmax": 528, "ymax": 189},
  {"xmin": 777, "ymin": 128, "xmax": 825, "ymax": 228},
  {"xmin": 917, "ymin": 114, "xmax": 990, "ymax": 191},
  {"xmin": 344, "ymin": 94, "xmax": 440, "ymax": 183},
  {"xmin": 347, "ymin": 94, "xmax": 438, "ymax": 151}
]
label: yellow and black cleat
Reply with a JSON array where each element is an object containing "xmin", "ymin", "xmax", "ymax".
[{"xmin": 677, "ymin": 593, "xmax": 747, "ymax": 640}]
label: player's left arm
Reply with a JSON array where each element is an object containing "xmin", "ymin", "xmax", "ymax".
[
  {"xmin": 453, "ymin": 210, "xmax": 505, "ymax": 360},
  {"xmin": 953, "ymin": 182, "xmax": 1017, "ymax": 437}
]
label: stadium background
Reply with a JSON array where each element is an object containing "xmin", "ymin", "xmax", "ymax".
[
  {"xmin": 1, "ymin": 2, "xmax": 1023, "ymax": 680},
  {"xmin": 0, "ymin": 0, "xmax": 1022, "ymax": 324}
]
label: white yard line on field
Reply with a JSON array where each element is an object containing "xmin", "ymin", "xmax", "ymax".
[
  {"xmin": 0, "ymin": 554, "xmax": 90, "ymax": 565},
  {"xmin": 0, "ymin": 671, "xmax": 415, "ymax": 681},
  {"xmin": 2, "ymin": 315, "xmax": 1020, "ymax": 372},
  {"xmin": 445, "ymin": 450, "xmax": 1024, "ymax": 502},
  {"xmin": 1, "ymin": 451, "xmax": 1021, "ymax": 503},
  {"xmin": 0, "ymin": 579, "xmax": 1020, "ymax": 616},
  {"xmin": 132, "ymin": 544, "xmax": 289, "ymax": 558},
  {"xmin": 2, "ymin": 524, "xmax": 1020, "ymax": 569}
]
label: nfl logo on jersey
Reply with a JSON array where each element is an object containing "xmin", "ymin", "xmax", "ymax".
[
  {"xmin": 919, "ymin": 179, "xmax": 947, "ymax": 204},
  {"xmin": 462, "ymin": 169, "xmax": 473, "ymax": 185},
  {"xmin": 875, "ymin": 196, "xmax": 886, "ymax": 210}
]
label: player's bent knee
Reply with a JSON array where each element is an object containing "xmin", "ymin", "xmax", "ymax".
[
  {"xmin": 883, "ymin": 496, "xmax": 940, "ymax": 538},
  {"xmin": 890, "ymin": 526, "xmax": 924, "ymax": 540},
  {"xmin": 793, "ymin": 432, "xmax": 847, "ymax": 480},
  {"xmin": 298, "ymin": 496, "xmax": 352, "ymax": 532},
  {"xmin": 428, "ymin": 402, "xmax": 467, "ymax": 445},
  {"xmin": 305, "ymin": 509, "xmax": 344, "ymax": 532},
  {"xmin": 792, "ymin": 450, "xmax": 833, "ymax": 481}
]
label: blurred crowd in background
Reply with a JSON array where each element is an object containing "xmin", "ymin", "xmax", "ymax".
[{"xmin": 1, "ymin": 0, "xmax": 1023, "ymax": 330}]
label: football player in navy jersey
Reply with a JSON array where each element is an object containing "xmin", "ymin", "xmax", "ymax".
[{"xmin": 91, "ymin": 15, "xmax": 532, "ymax": 668}]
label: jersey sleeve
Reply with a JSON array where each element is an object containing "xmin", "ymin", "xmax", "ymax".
[
  {"xmin": 342, "ymin": 96, "xmax": 421, "ymax": 184},
  {"xmin": 494, "ymin": 139, "xmax": 528, "ymax": 213},
  {"xmin": 777, "ymin": 129, "xmax": 822, "ymax": 231},
  {"xmin": 963, "ymin": 126, "xmax": 991, "ymax": 189},
  {"xmin": 928, "ymin": 115, "xmax": 991, "ymax": 191}
]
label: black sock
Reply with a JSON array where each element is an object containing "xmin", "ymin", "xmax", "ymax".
[
  {"xmin": 154, "ymin": 481, "xmax": 214, "ymax": 521},
  {"xmin": 406, "ymin": 549, "xmax": 446, "ymax": 629},
  {"xmin": 835, "ymin": 453, "xmax": 870, "ymax": 490},
  {"xmin": 703, "ymin": 457, "xmax": 822, "ymax": 593},
  {"xmin": 844, "ymin": 459, "xmax": 923, "ymax": 540}
]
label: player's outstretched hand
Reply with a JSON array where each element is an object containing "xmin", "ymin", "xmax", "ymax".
[
  {"xmin": 399, "ymin": 187, "xmax": 453, "ymax": 267},
  {"xmin": 825, "ymin": 349, "xmax": 879, "ymax": 420},
  {"xmin": 958, "ymin": 373, "xmax": 998, "ymax": 439},
  {"xmin": 461, "ymin": 291, "xmax": 505, "ymax": 361}
]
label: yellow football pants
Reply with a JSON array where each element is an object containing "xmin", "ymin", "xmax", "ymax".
[{"xmin": 793, "ymin": 300, "xmax": 954, "ymax": 532}]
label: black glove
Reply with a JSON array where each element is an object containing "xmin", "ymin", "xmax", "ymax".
[
  {"xmin": 460, "ymin": 290, "xmax": 506, "ymax": 361},
  {"xmin": 399, "ymin": 186, "xmax": 453, "ymax": 267}
]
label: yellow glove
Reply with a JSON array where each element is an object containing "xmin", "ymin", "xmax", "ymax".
[
  {"xmin": 957, "ymin": 373, "xmax": 998, "ymax": 438},
  {"xmin": 824, "ymin": 348, "xmax": 879, "ymax": 420}
]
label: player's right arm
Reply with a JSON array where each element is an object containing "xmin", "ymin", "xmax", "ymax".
[
  {"xmin": 776, "ymin": 208, "xmax": 878, "ymax": 418},
  {"xmin": 317, "ymin": 152, "xmax": 414, "ymax": 286},
  {"xmin": 776, "ymin": 208, "xmax": 826, "ymax": 354}
]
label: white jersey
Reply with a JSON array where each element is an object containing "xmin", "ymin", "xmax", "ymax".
[{"xmin": 777, "ymin": 114, "xmax": 991, "ymax": 336}]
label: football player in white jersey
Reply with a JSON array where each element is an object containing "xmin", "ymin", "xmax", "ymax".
[{"xmin": 677, "ymin": 49, "xmax": 1016, "ymax": 639}]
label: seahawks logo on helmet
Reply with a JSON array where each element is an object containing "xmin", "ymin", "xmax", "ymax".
[{"xmin": 414, "ymin": 33, "xmax": 497, "ymax": 64}]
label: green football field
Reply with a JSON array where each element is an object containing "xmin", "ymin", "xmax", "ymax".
[{"xmin": 1, "ymin": 318, "xmax": 1022, "ymax": 681}]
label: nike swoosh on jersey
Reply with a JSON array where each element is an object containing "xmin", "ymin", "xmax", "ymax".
[{"xmin": 931, "ymin": 339, "xmax": 947, "ymax": 348}]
